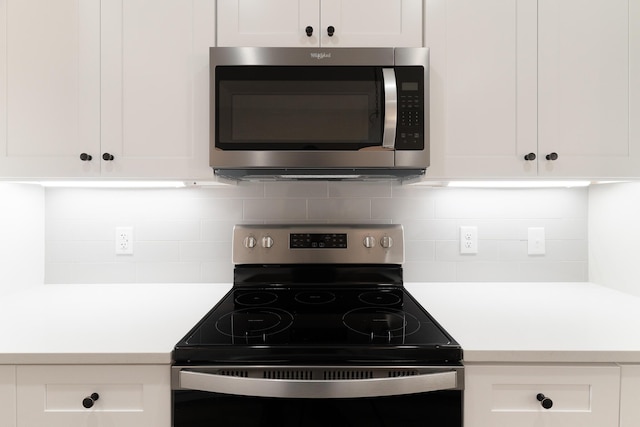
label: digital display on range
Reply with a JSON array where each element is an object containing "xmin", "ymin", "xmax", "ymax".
[{"xmin": 290, "ymin": 233, "xmax": 347, "ymax": 249}]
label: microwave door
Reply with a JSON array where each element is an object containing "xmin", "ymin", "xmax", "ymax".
[{"xmin": 215, "ymin": 66, "xmax": 387, "ymax": 151}]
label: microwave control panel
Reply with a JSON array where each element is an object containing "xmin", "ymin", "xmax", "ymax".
[{"xmin": 395, "ymin": 67, "xmax": 425, "ymax": 151}]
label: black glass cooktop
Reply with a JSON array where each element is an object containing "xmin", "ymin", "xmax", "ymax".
[{"xmin": 174, "ymin": 283, "xmax": 461, "ymax": 365}]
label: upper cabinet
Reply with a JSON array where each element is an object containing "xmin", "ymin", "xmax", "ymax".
[
  {"xmin": 0, "ymin": 0, "xmax": 101, "ymax": 177},
  {"xmin": 100, "ymin": 0, "xmax": 215, "ymax": 179},
  {"xmin": 0, "ymin": 0, "xmax": 215, "ymax": 179},
  {"xmin": 426, "ymin": 0, "xmax": 640, "ymax": 179},
  {"xmin": 216, "ymin": 0, "xmax": 423, "ymax": 48},
  {"xmin": 425, "ymin": 0, "xmax": 537, "ymax": 178},
  {"xmin": 537, "ymin": 0, "xmax": 638, "ymax": 177}
]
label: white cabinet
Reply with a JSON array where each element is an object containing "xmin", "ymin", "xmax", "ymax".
[
  {"xmin": 0, "ymin": 0, "xmax": 101, "ymax": 178},
  {"xmin": 425, "ymin": 0, "xmax": 537, "ymax": 178},
  {"xmin": 0, "ymin": 0, "xmax": 215, "ymax": 179},
  {"xmin": 0, "ymin": 366, "xmax": 16, "ymax": 427},
  {"xmin": 217, "ymin": 0, "xmax": 423, "ymax": 48},
  {"xmin": 537, "ymin": 0, "xmax": 640, "ymax": 177},
  {"xmin": 620, "ymin": 365, "xmax": 640, "ymax": 427},
  {"xmin": 100, "ymin": 0, "xmax": 215, "ymax": 179},
  {"xmin": 16, "ymin": 365, "xmax": 170, "ymax": 427},
  {"xmin": 464, "ymin": 364, "xmax": 620, "ymax": 427},
  {"xmin": 426, "ymin": 0, "xmax": 640, "ymax": 179}
]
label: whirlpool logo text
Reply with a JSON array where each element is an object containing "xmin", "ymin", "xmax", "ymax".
[{"xmin": 310, "ymin": 52, "xmax": 332, "ymax": 60}]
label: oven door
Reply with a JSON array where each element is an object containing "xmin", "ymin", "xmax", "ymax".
[{"xmin": 172, "ymin": 366, "xmax": 463, "ymax": 427}]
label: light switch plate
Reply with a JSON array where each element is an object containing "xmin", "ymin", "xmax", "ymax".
[{"xmin": 528, "ymin": 227, "xmax": 545, "ymax": 255}]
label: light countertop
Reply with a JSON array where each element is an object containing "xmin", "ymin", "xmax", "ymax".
[
  {"xmin": 1, "ymin": 282, "xmax": 640, "ymax": 365},
  {"xmin": 0, "ymin": 283, "xmax": 231, "ymax": 364},
  {"xmin": 406, "ymin": 282, "xmax": 640, "ymax": 363}
]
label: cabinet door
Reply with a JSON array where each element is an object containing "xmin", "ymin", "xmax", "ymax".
[
  {"xmin": 620, "ymin": 365, "xmax": 640, "ymax": 427},
  {"xmin": 538, "ymin": 0, "xmax": 640, "ymax": 177},
  {"xmin": 217, "ymin": 0, "xmax": 320, "ymax": 47},
  {"xmin": 101, "ymin": 0, "xmax": 215, "ymax": 179},
  {"xmin": 320, "ymin": 0, "xmax": 422, "ymax": 47},
  {"xmin": 0, "ymin": 0, "xmax": 101, "ymax": 178},
  {"xmin": 464, "ymin": 364, "xmax": 620, "ymax": 427},
  {"xmin": 424, "ymin": 0, "xmax": 538, "ymax": 178},
  {"xmin": 0, "ymin": 366, "xmax": 16, "ymax": 427},
  {"xmin": 16, "ymin": 365, "xmax": 169, "ymax": 427}
]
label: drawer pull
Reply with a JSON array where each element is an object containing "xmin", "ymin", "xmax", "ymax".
[
  {"xmin": 536, "ymin": 393, "xmax": 553, "ymax": 409},
  {"xmin": 82, "ymin": 392, "xmax": 100, "ymax": 409}
]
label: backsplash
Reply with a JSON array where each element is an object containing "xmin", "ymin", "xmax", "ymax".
[
  {"xmin": 0, "ymin": 184, "xmax": 44, "ymax": 292},
  {"xmin": 44, "ymin": 182, "xmax": 588, "ymax": 284}
]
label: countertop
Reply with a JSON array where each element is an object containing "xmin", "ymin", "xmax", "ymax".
[
  {"xmin": 406, "ymin": 282, "xmax": 640, "ymax": 363},
  {"xmin": 1, "ymin": 282, "xmax": 640, "ymax": 365},
  {"xmin": 0, "ymin": 283, "xmax": 230, "ymax": 364}
]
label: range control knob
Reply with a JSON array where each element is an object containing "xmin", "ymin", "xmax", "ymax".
[
  {"xmin": 261, "ymin": 236, "xmax": 274, "ymax": 249},
  {"xmin": 363, "ymin": 236, "xmax": 376, "ymax": 248},
  {"xmin": 243, "ymin": 236, "xmax": 257, "ymax": 249},
  {"xmin": 380, "ymin": 236, "xmax": 393, "ymax": 249}
]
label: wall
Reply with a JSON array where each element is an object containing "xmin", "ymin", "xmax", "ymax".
[
  {"xmin": 589, "ymin": 182, "xmax": 640, "ymax": 297},
  {"xmin": 44, "ymin": 182, "xmax": 588, "ymax": 284},
  {"xmin": 0, "ymin": 183, "xmax": 44, "ymax": 293}
]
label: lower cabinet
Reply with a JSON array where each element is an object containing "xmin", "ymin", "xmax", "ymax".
[
  {"xmin": 16, "ymin": 365, "xmax": 170, "ymax": 427},
  {"xmin": 0, "ymin": 366, "xmax": 16, "ymax": 427},
  {"xmin": 464, "ymin": 364, "xmax": 621, "ymax": 427},
  {"xmin": 620, "ymin": 365, "xmax": 640, "ymax": 426}
]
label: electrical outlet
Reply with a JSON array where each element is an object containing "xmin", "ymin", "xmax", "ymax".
[
  {"xmin": 115, "ymin": 226, "xmax": 134, "ymax": 255},
  {"xmin": 460, "ymin": 226, "xmax": 478, "ymax": 254}
]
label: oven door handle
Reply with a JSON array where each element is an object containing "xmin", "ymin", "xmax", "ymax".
[
  {"xmin": 381, "ymin": 68, "xmax": 397, "ymax": 150},
  {"xmin": 179, "ymin": 370, "xmax": 457, "ymax": 399}
]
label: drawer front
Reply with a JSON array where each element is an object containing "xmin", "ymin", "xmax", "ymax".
[
  {"xmin": 17, "ymin": 365, "xmax": 169, "ymax": 427},
  {"xmin": 1, "ymin": 366, "xmax": 16, "ymax": 427},
  {"xmin": 464, "ymin": 364, "xmax": 620, "ymax": 427}
]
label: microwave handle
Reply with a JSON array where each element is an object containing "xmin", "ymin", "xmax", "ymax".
[{"xmin": 382, "ymin": 68, "xmax": 398, "ymax": 150}]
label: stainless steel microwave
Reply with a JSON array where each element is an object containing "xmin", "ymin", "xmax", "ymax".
[{"xmin": 210, "ymin": 47, "xmax": 429, "ymax": 180}]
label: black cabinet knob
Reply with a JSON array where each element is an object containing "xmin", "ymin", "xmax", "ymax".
[
  {"xmin": 102, "ymin": 153, "xmax": 115, "ymax": 161},
  {"xmin": 82, "ymin": 393, "xmax": 100, "ymax": 409},
  {"xmin": 305, "ymin": 26, "xmax": 313, "ymax": 37},
  {"xmin": 536, "ymin": 393, "xmax": 553, "ymax": 409},
  {"xmin": 327, "ymin": 26, "xmax": 335, "ymax": 37},
  {"xmin": 523, "ymin": 153, "xmax": 536, "ymax": 161},
  {"xmin": 545, "ymin": 152, "xmax": 558, "ymax": 161},
  {"xmin": 79, "ymin": 153, "xmax": 93, "ymax": 161}
]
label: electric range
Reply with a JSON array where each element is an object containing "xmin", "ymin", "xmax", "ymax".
[{"xmin": 172, "ymin": 224, "xmax": 463, "ymax": 427}]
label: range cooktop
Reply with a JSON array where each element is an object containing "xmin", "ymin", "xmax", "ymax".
[{"xmin": 174, "ymin": 225, "xmax": 462, "ymax": 365}]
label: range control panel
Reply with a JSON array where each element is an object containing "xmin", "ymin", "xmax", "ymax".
[{"xmin": 233, "ymin": 224, "xmax": 404, "ymax": 265}]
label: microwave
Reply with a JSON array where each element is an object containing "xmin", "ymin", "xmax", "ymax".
[{"xmin": 210, "ymin": 47, "xmax": 429, "ymax": 180}]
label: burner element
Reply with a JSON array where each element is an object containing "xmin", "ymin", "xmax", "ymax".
[
  {"xmin": 215, "ymin": 308, "xmax": 294, "ymax": 340},
  {"xmin": 359, "ymin": 290, "xmax": 402, "ymax": 306},
  {"xmin": 295, "ymin": 291, "xmax": 336, "ymax": 305},
  {"xmin": 234, "ymin": 291, "xmax": 278, "ymax": 306},
  {"xmin": 343, "ymin": 308, "xmax": 420, "ymax": 341}
]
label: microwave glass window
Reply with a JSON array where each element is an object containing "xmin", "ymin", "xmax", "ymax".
[
  {"xmin": 232, "ymin": 93, "xmax": 370, "ymax": 142},
  {"xmin": 216, "ymin": 67, "xmax": 384, "ymax": 150}
]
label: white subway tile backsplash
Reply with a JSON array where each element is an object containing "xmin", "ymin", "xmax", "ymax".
[
  {"xmin": 43, "ymin": 183, "xmax": 589, "ymax": 284},
  {"xmin": 307, "ymin": 198, "xmax": 372, "ymax": 220}
]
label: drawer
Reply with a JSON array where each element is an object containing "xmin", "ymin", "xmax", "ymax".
[
  {"xmin": 464, "ymin": 364, "xmax": 620, "ymax": 427},
  {"xmin": 17, "ymin": 365, "xmax": 169, "ymax": 427}
]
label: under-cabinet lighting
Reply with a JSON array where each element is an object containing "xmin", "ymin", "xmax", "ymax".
[
  {"xmin": 445, "ymin": 180, "xmax": 592, "ymax": 188},
  {"xmin": 34, "ymin": 180, "xmax": 189, "ymax": 188}
]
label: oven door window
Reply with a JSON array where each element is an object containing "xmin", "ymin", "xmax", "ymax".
[
  {"xmin": 215, "ymin": 66, "xmax": 385, "ymax": 150},
  {"xmin": 173, "ymin": 390, "xmax": 461, "ymax": 427}
]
